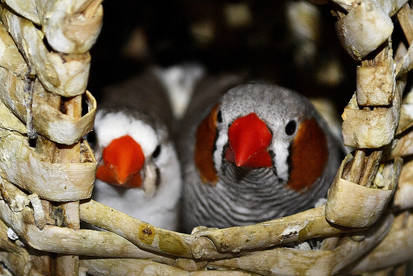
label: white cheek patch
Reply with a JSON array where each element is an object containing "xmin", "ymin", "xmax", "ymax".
[
  {"xmin": 95, "ymin": 111, "xmax": 158, "ymax": 157},
  {"xmin": 272, "ymin": 141, "xmax": 290, "ymax": 180},
  {"xmin": 214, "ymin": 125, "xmax": 228, "ymax": 170}
]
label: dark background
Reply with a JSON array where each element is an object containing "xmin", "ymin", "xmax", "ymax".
[{"xmin": 87, "ymin": 0, "xmax": 373, "ymax": 113}]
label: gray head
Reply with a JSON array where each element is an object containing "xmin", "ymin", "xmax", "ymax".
[
  {"xmin": 183, "ymin": 83, "xmax": 342, "ymax": 230},
  {"xmin": 195, "ymin": 83, "xmax": 333, "ymax": 192}
]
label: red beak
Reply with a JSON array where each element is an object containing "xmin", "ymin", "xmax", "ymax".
[
  {"xmin": 96, "ymin": 135, "xmax": 145, "ymax": 188},
  {"xmin": 226, "ymin": 113, "xmax": 272, "ymax": 168}
]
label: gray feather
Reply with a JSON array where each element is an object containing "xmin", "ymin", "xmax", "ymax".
[
  {"xmin": 99, "ymin": 70, "xmax": 174, "ymax": 132},
  {"xmin": 181, "ymin": 83, "xmax": 342, "ymax": 232}
]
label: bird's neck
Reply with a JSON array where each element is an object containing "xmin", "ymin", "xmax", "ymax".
[{"xmin": 219, "ymin": 162, "xmax": 284, "ymax": 197}]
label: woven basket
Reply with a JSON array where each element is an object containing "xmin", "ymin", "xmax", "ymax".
[{"xmin": 0, "ymin": 1, "xmax": 412, "ymax": 275}]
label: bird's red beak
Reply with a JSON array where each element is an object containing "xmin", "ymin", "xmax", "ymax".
[
  {"xmin": 225, "ymin": 113, "xmax": 272, "ymax": 168},
  {"xmin": 96, "ymin": 135, "xmax": 145, "ymax": 188}
]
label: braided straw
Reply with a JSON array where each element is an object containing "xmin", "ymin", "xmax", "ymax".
[{"xmin": 0, "ymin": 1, "xmax": 413, "ymax": 275}]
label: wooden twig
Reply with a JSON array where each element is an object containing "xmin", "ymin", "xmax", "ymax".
[
  {"xmin": 342, "ymin": 80, "xmax": 402, "ymax": 148},
  {"xmin": 341, "ymin": 150, "xmax": 383, "ymax": 188},
  {"xmin": 331, "ymin": 0, "xmax": 408, "ymax": 16},
  {"xmin": 1, "ymin": 0, "xmax": 103, "ymax": 53},
  {"xmin": 79, "ymin": 200, "xmax": 354, "ymax": 258},
  {"xmin": 335, "ymin": 2, "xmax": 393, "ymax": 60},
  {"xmin": 0, "ymin": 70, "xmax": 97, "ymax": 145},
  {"xmin": 79, "ymin": 199, "xmax": 225, "ymax": 260},
  {"xmin": 356, "ymin": 46, "xmax": 394, "ymax": 106},
  {"xmin": 359, "ymin": 151, "xmax": 383, "ymax": 187},
  {"xmin": 0, "ymin": 129, "xmax": 96, "ymax": 201},
  {"xmin": 24, "ymin": 73, "xmax": 36, "ymax": 140},
  {"xmin": 0, "ymin": 179, "xmax": 175, "ymax": 264},
  {"xmin": 396, "ymin": 86, "xmax": 413, "ymax": 134},
  {"xmin": 54, "ymin": 95, "xmax": 82, "ymax": 275},
  {"xmin": 80, "ymin": 258, "xmax": 252, "ymax": 276},
  {"xmin": 351, "ymin": 212, "xmax": 413, "ymax": 274},
  {"xmin": 209, "ymin": 214, "xmax": 393, "ymax": 275},
  {"xmin": 326, "ymin": 154, "xmax": 401, "ymax": 228},
  {"xmin": 342, "ymin": 150, "xmax": 366, "ymax": 183},
  {"xmin": 0, "ymin": 19, "xmax": 97, "ymax": 144},
  {"xmin": 363, "ymin": 267, "xmax": 395, "ymax": 276},
  {"xmin": 393, "ymin": 264, "xmax": 407, "ymax": 276},
  {"xmin": 0, "ymin": 6, "xmax": 91, "ymax": 96},
  {"xmin": 320, "ymin": 237, "xmax": 340, "ymax": 250},
  {"xmin": 393, "ymin": 160, "xmax": 413, "ymax": 210},
  {"xmin": 0, "ymin": 219, "xmax": 44, "ymax": 276},
  {"xmin": 398, "ymin": 3, "xmax": 413, "ymax": 45}
]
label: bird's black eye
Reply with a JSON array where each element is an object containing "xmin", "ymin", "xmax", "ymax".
[
  {"xmin": 285, "ymin": 120, "xmax": 297, "ymax": 136},
  {"xmin": 217, "ymin": 110, "xmax": 223, "ymax": 123},
  {"xmin": 152, "ymin": 145, "xmax": 161, "ymax": 158}
]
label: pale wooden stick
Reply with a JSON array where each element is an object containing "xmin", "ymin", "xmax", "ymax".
[
  {"xmin": 0, "ymin": 178, "xmax": 175, "ymax": 263},
  {"xmin": 80, "ymin": 258, "xmax": 252, "ymax": 276},
  {"xmin": 55, "ymin": 95, "xmax": 82, "ymax": 276},
  {"xmin": 356, "ymin": 47, "xmax": 394, "ymax": 107},
  {"xmin": 351, "ymin": 212, "xmax": 413, "ymax": 273},
  {"xmin": 395, "ymin": 42, "xmax": 413, "ymax": 76},
  {"xmin": 55, "ymin": 202, "xmax": 80, "ymax": 275},
  {"xmin": 393, "ymin": 264, "xmax": 407, "ymax": 276},
  {"xmin": 30, "ymin": 253, "xmax": 53, "ymax": 276},
  {"xmin": 83, "ymin": 0, "xmax": 104, "ymax": 18},
  {"xmin": 342, "ymin": 150, "xmax": 366, "ymax": 183},
  {"xmin": 79, "ymin": 199, "xmax": 225, "ymax": 260},
  {"xmin": 331, "ymin": 0, "xmax": 408, "ymax": 16},
  {"xmin": 2, "ymin": 0, "xmax": 104, "ymax": 54},
  {"xmin": 0, "ymin": 218, "xmax": 44, "ymax": 276},
  {"xmin": 27, "ymin": 93, "xmax": 61, "ymax": 276},
  {"xmin": 80, "ymin": 200, "xmax": 352, "ymax": 258},
  {"xmin": 363, "ymin": 267, "xmax": 394, "ymax": 276},
  {"xmin": 209, "ymin": 214, "xmax": 393, "ymax": 275},
  {"xmin": 0, "ymin": 6, "xmax": 91, "ymax": 96},
  {"xmin": 398, "ymin": 3, "xmax": 413, "ymax": 45},
  {"xmin": 0, "ymin": 265, "xmax": 14, "ymax": 276},
  {"xmin": 383, "ymin": 13, "xmax": 413, "ymax": 271},
  {"xmin": 326, "ymin": 154, "xmax": 401, "ymax": 228},
  {"xmin": 0, "ymin": 69, "xmax": 97, "ymax": 145},
  {"xmin": 320, "ymin": 237, "xmax": 340, "ymax": 250},
  {"xmin": 359, "ymin": 151, "xmax": 383, "ymax": 188},
  {"xmin": 335, "ymin": 2, "xmax": 393, "ymax": 60},
  {"xmin": 393, "ymin": 160, "xmax": 413, "ymax": 210},
  {"xmin": 395, "ymin": 3, "xmax": 413, "ymax": 80},
  {"xmin": 396, "ymin": 85, "xmax": 413, "ymax": 134},
  {"xmin": 342, "ymin": 80, "xmax": 402, "ymax": 148}
]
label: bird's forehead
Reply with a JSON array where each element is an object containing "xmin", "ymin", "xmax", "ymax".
[
  {"xmin": 220, "ymin": 84, "xmax": 310, "ymax": 126},
  {"xmin": 95, "ymin": 111, "xmax": 159, "ymax": 157}
]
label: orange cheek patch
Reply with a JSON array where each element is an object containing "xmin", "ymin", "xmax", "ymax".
[
  {"xmin": 194, "ymin": 105, "xmax": 219, "ymax": 185},
  {"xmin": 287, "ymin": 118, "xmax": 328, "ymax": 191}
]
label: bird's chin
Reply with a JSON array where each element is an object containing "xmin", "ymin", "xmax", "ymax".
[
  {"xmin": 222, "ymin": 159, "xmax": 270, "ymax": 180},
  {"xmin": 224, "ymin": 159, "xmax": 265, "ymax": 172},
  {"xmin": 108, "ymin": 177, "xmax": 141, "ymax": 189}
]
